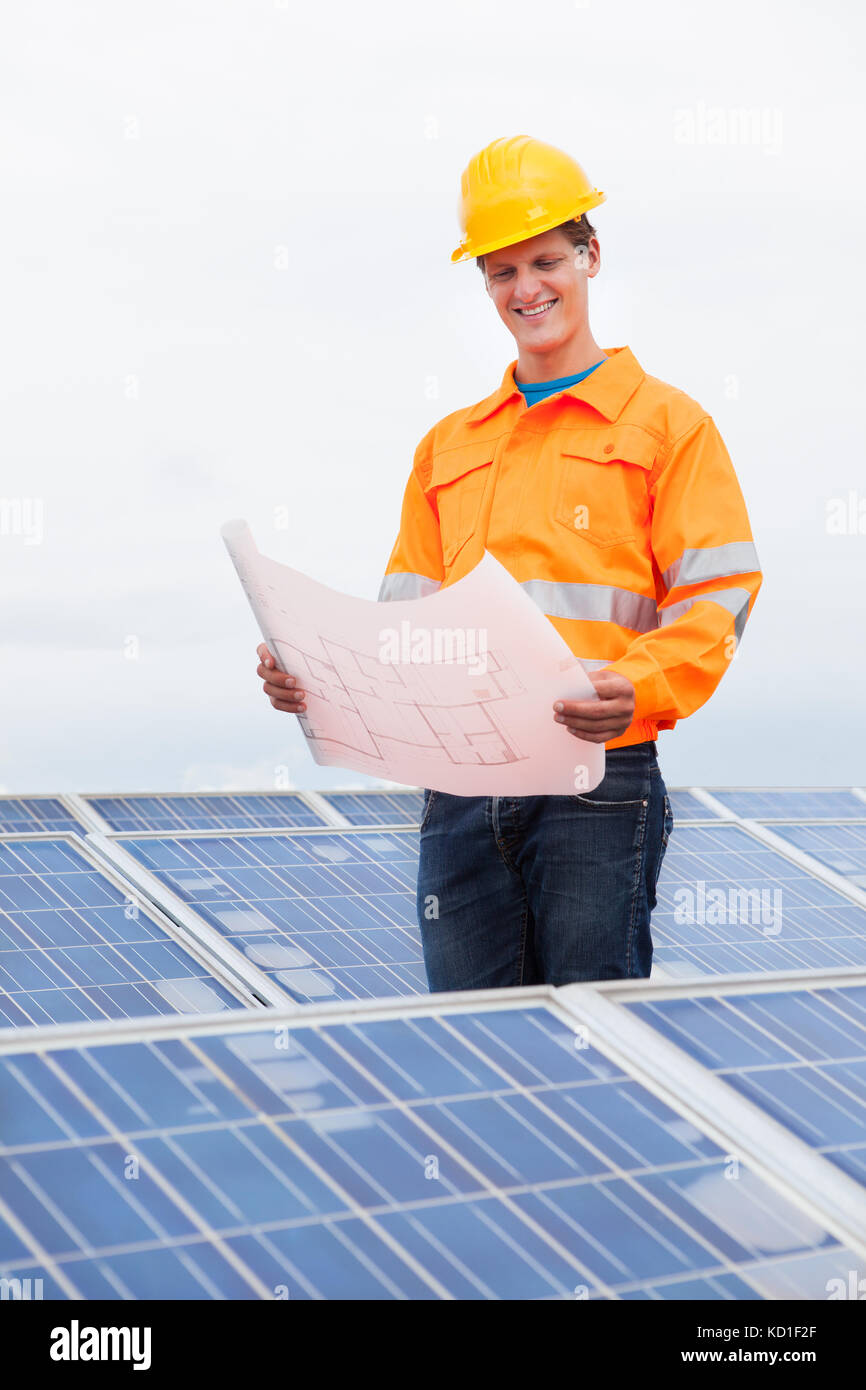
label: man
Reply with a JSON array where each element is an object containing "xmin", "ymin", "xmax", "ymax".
[{"xmin": 257, "ymin": 133, "xmax": 762, "ymax": 992}]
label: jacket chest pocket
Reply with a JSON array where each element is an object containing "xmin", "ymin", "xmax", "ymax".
[
  {"xmin": 430, "ymin": 440, "xmax": 496, "ymax": 566},
  {"xmin": 554, "ymin": 427, "xmax": 657, "ymax": 548}
]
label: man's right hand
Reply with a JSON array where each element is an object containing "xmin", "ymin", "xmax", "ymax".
[{"xmin": 256, "ymin": 643, "xmax": 306, "ymax": 715}]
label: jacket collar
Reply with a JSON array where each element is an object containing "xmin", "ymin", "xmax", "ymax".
[{"xmin": 464, "ymin": 345, "xmax": 645, "ymax": 426}]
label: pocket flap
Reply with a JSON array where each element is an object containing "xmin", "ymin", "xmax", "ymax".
[
  {"xmin": 430, "ymin": 439, "xmax": 497, "ymax": 489},
  {"xmin": 559, "ymin": 426, "xmax": 658, "ymax": 471}
]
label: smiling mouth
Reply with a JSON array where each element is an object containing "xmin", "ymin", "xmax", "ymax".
[{"xmin": 513, "ymin": 297, "xmax": 558, "ymax": 321}]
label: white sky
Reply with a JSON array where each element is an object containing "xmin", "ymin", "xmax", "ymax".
[{"xmin": 1, "ymin": 0, "xmax": 864, "ymax": 795}]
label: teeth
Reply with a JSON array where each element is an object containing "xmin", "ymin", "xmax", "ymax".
[{"xmin": 517, "ymin": 299, "xmax": 556, "ymax": 317}]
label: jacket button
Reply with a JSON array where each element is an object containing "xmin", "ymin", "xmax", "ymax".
[{"xmin": 603, "ymin": 442, "xmax": 615, "ymax": 453}]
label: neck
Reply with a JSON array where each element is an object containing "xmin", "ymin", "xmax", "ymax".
[{"xmin": 516, "ymin": 327, "xmax": 607, "ymax": 383}]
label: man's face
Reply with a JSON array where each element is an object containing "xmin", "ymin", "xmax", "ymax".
[{"xmin": 481, "ymin": 228, "xmax": 600, "ymax": 355}]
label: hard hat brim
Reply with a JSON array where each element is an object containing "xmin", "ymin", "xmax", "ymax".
[{"xmin": 450, "ymin": 190, "xmax": 606, "ymax": 264}]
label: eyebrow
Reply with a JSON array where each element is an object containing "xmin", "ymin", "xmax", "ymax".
[{"xmin": 486, "ymin": 253, "xmax": 563, "ymax": 272}]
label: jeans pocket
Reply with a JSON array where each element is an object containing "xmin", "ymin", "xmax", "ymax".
[
  {"xmin": 570, "ymin": 754, "xmax": 651, "ymax": 807},
  {"xmin": 570, "ymin": 791, "xmax": 648, "ymax": 808}
]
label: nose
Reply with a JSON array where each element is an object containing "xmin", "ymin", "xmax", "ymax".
[{"xmin": 511, "ymin": 267, "xmax": 546, "ymax": 305}]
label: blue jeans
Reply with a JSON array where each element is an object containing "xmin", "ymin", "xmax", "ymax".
[{"xmin": 416, "ymin": 740, "xmax": 673, "ymax": 990}]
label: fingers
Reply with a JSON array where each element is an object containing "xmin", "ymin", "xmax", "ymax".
[
  {"xmin": 553, "ymin": 697, "xmax": 633, "ymax": 743},
  {"xmin": 555, "ymin": 699, "xmax": 629, "ymax": 722},
  {"xmin": 262, "ymin": 674, "xmax": 305, "ymax": 706},
  {"xmin": 267, "ymin": 686, "xmax": 306, "ymax": 712},
  {"xmin": 256, "ymin": 643, "xmax": 286, "ymax": 675},
  {"xmin": 255, "ymin": 648, "xmax": 306, "ymax": 713},
  {"xmin": 256, "ymin": 662, "xmax": 296, "ymax": 683},
  {"xmin": 563, "ymin": 725, "xmax": 624, "ymax": 743},
  {"xmin": 270, "ymin": 696, "xmax": 307, "ymax": 713}
]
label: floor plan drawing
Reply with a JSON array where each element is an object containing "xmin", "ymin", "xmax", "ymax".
[{"xmin": 222, "ymin": 520, "xmax": 605, "ymax": 795}]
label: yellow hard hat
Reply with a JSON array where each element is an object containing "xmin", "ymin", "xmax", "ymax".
[{"xmin": 450, "ymin": 134, "xmax": 606, "ymax": 264}]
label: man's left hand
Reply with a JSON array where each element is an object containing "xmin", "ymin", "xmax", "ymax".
[{"xmin": 553, "ymin": 669, "xmax": 636, "ymax": 744}]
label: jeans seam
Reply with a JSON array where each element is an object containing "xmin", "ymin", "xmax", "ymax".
[
  {"xmin": 419, "ymin": 790, "xmax": 436, "ymax": 833},
  {"xmin": 515, "ymin": 895, "xmax": 531, "ymax": 986},
  {"xmin": 624, "ymin": 777, "xmax": 651, "ymax": 977}
]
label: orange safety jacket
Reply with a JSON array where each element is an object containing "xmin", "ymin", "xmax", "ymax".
[{"xmin": 377, "ymin": 345, "xmax": 762, "ymax": 750}]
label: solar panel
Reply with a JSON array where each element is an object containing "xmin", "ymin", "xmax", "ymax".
[
  {"xmin": 768, "ymin": 823, "xmax": 866, "ymax": 890},
  {"xmin": 0, "ymin": 798, "xmax": 85, "ymax": 837},
  {"xmin": 83, "ymin": 793, "xmax": 328, "ymax": 834},
  {"xmin": 0, "ymin": 838, "xmax": 245, "ymax": 1028},
  {"xmin": 652, "ymin": 823, "xmax": 866, "ymax": 978},
  {"xmin": 707, "ymin": 789, "xmax": 866, "ymax": 820},
  {"xmin": 0, "ymin": 1000, "xmax": 858, "ymax": 1300},
  {"xmin": 116, "ymin": 831, "xmax": 427, "ymax": 1004},
  {"xmin": 319, "ymin": 790, "xmax": 425, "ymax": 826},
  {"xmin": 627, "ymin": 982, "xmax": 866, "ymax": 1193},
  {"xmin": 667, "ymin": 790, "xmax": 717, "ymax": 822}
]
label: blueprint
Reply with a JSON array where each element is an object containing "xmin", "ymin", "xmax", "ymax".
[{"xmin": 222, "ymin": 520, "xmax": 605, "ymax": 796}]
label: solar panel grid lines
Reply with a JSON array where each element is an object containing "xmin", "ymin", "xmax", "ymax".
[
  {"xmin": 705, "ymin": 788, "xmax": 866, "ymax": 821},
  {"xmin": 79, "ymin": 792, "xmax": 331, "ymax": 835},
  {"xmin": 0, "ymin": 834, "xmax": 253, "ymax": 1028},
  {"xmin": 666, "ymin": 789, "xmax": 721, "ymax": 823},
  {"xmin": 0, "ymin": 796, "xmax": 88, "ymax": 838},
  {"xmin": 619, "ymin": 977, "xmax": 866, "ymax": 1214},
  {"xmin": 557, "ymin": 979, "xmax": 866, "ymax": 1259},
  {"xmin": 112, "ymin": 827, "xmax": 426, "ymax": 1007},
  {"xmin": 591, "ymin": 963, "xmax": 866, "ymax": 1005},
  {"xmin": 85, "ymin": 834, "xmax": 294, "ymax": 1012},
  {"xmin": 0, "ymin": 992, "xmax": 573, "ymax": 1300},
  {"xmin": 318, "ymin": 789, "xmax": 426, "ymax": 827},
  {"xmin": 297, "ymin": 790, "xmax": 354, "ymax": 828},
  {"xmin": 0, "ymin": 989, "xmax": 860, "ymax": 1301},
  {"xmin": 61, "ymin": 793, "xmax": 116, "ymax": 837},
  {"xmin": 648, "ymin": 819, "xmax": 866, "ymax": 979},
  {"xmin": 683, "ymin": 787, "xmax": 739, "ymax": 821},
  {"xmin": 23, "ymin": 1044, "xmax": 277, "ymax": 1300},
  {"xmin": 0, "ymin": 982, "xmax": 561, "ymax": 1057},
  {"xmin": 766, "ymin": 822, "xmax": 866, "ymax": 893},
  {"xmin": 732, "ymin": 820, "xmax": 866, "ymax": 911}
]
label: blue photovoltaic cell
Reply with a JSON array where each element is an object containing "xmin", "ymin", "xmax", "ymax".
[
  {"xmin": 708, "ymin": 789, "xmax": 866, "ymax": 820},
  {"xmin": 628, "ymin": 983, "xmax": 866, "ymax": 1193},
  {"xmin": 320, "ymin": 790, "xmax": 425, "ymax": 826},
  {"xmin": 85, "ymin": 794, "xmax": 327, "ymax": 834},
  {"xmin": 0, "ymin": 1003, "xmax": 858, "ymax": 1300},
  {"xmin": 652, "ymin": 823, "xmax": 866, "ymax": 978},
  {"xmin": 768, "ymin": 822, "xmax": 866, "ymax": 891},
  {"xmin": 667, "ymin": 790, "xmax": 716, "ymax": 822},
  {"xmin": 0, "ymin": 838, "xmax": 242, "ymax": 1028},
  {"xmin": 0, "ymin": 799, "xmax": 85, "ymax": 837},
  {"xmin": 119, "ymin": 831, "xmax": 427, "ymax": 1004}
]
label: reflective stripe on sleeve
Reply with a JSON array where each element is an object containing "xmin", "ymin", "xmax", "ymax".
[
  {"xmin": 662, "ymin": 541, "xmax": 761, "ymax": 593},
  {"xmin": 659, "ymin": 586, "xmax": 752, "ymax": 641},
  {"xmin": 377, "ymin": 572, "xmax": 443, "ymax": 602}
]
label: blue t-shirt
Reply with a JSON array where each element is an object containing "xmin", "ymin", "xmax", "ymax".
[{"xmin": 514, "ymin": 359, "xmax": 605, "ymax": 408}]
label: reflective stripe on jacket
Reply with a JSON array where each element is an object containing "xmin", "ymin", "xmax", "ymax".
[{"xmin": 377, "ymin": 344, "xmax": 762, "ymax": 750}]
